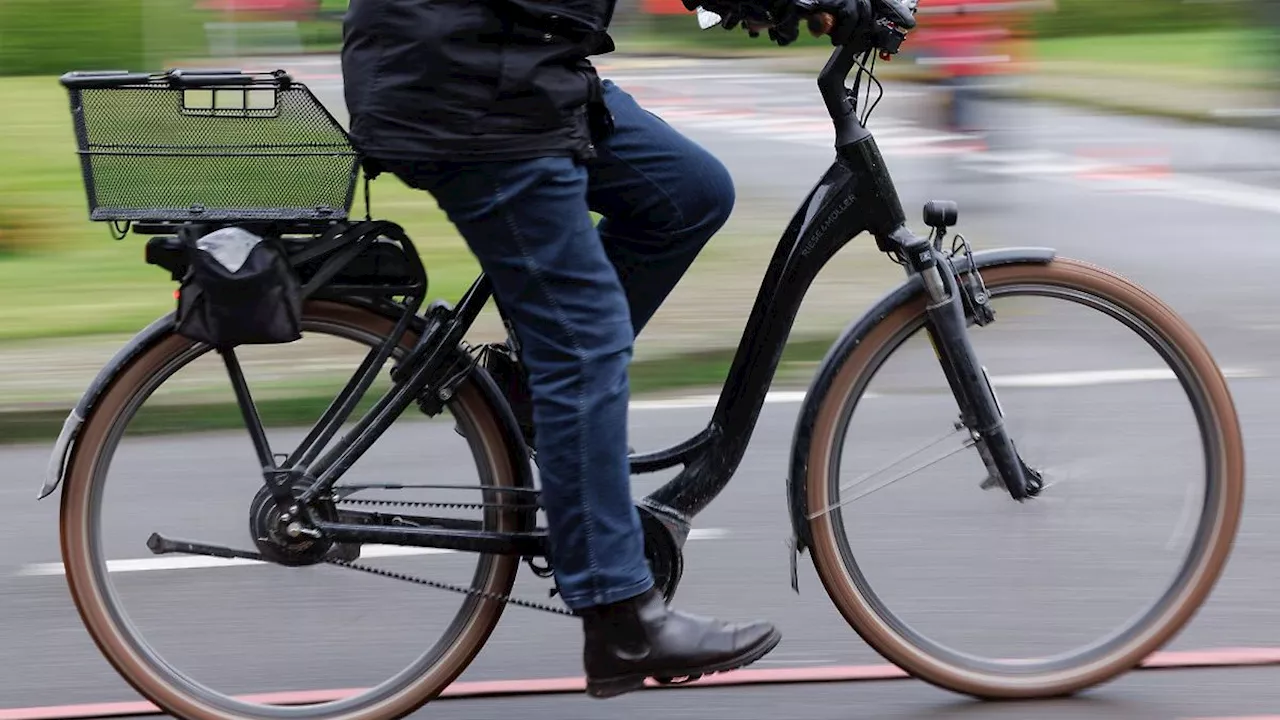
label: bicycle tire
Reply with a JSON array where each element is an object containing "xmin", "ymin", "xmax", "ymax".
[
  {"xmin": 802, "ymin": 257, "xmax": 1244, "ymax": 699},
  {"xmin": 57, "ymin": 300, "xmax": 524, "ymax": 720}
]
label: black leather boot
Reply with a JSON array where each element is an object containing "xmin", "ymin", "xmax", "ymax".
[{"xmin": 580, "ymin": 587, "xmax": 781, "ymax": 699}]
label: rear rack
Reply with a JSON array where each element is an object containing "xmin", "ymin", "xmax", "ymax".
[{"xmin": 60, "ymin": 68, "xmax": 360, "ymax": 226}]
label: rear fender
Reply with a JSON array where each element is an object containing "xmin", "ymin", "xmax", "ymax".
[
  {"xmin": 39, "ymin": 313, "xmax": 179, "ymax": 500},
  {"xmin": 37, "ymin": 301, "xmax": 536, "ymax": 516}
]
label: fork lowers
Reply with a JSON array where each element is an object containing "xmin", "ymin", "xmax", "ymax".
[{"xmin": 895, "ymin": 224, "xmax": 1032, "ymax": 500}]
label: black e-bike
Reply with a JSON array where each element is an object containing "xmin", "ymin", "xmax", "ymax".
[{"xmin": 44, "ymin": 6, "xmax": 1242, "ymax": 720}]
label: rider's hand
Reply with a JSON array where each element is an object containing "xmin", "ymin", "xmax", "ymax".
[
  {"xmin": 710, "ymin": 0, "xmax": 856, "ymax": 46},
  {"xmin": 791, "ymin": 0, "xmax": 871, "ymax": 45},
  {"xmin": 679, "ymin": 0, "xmax": 894, "ymax": 48}
]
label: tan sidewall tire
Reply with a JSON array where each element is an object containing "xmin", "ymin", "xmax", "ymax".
[
  {"xmin": 805, "ymin": 258, "xmax": 1245, "ymax": 699},
  {"xmin": 58, "ymin": 300, "xmax": 522, "ymax": 720}
]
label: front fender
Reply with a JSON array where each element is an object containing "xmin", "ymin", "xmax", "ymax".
[{"xmin": 785, "ymin": 247, "xmax": 1056, "ymax": 555}]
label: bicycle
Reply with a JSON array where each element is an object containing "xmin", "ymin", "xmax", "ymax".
[{"xmin": 43, "ymin": 7, "xmax": 1243, "ymax": 720}]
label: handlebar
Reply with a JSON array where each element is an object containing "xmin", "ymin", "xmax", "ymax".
[
  {"xmin": 796, "ymin": 1, "xmax": 914, "ymax": 67},
  {"xmin": 816, "ymin": 40, "xmax": 863, "ymax": 121}
]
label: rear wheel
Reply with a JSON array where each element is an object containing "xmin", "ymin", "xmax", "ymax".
[
  {"xmin": 803, "ymin": 258, "xmax": 1244, "ymax": 698},
  {"xmin": 58, "ymin": 300, "xmax": 524, "ymax": 720}
]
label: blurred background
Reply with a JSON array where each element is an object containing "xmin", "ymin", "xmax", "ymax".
[
  {"xmin": 6, "ymin": 2, "xmax": 1280, "ymax": 720},
  {"xmin": 4, "ymin": 0, "xmax": 1280, "ymax": 430}
]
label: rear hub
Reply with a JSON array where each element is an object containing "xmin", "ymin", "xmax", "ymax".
[{"xmin": 248, "ymin": 480, "xmax": 339, "ymax": 567}]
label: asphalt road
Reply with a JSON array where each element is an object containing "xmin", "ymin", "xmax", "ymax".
[
  {"xmin": 6, "ymin": 58, "xmax": 1280, "ymax": 718},
  {"xmin": 5, "ymin": 371, "xmax": 1280, "ymax": 715},
  {"xmin": 94, "ymin": 667, "xmax": 1280, "ymax": 720}
]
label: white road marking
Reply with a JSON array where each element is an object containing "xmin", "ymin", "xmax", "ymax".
[
  {"xmin": 631, "ymin": 390, "xmax": 808, "ymax": 411},
  {"xmin": 16, "ymin": 528, "xmax": 732, "ymax": 577},
  {"xmin": 644, "ymin": 103, "xmax": 977, "ymax": 157},
  {"xmin": 627, "ymin": 367, "xmax": 1263, "ymax": 411},
  {"xmin": 1211, "ymin": 107, "xmax": 1280, "ymax": 118},
  {"xmin": 13, "ymin": 366, "xmax": 1265, "ymax": 577},
  {"xmin": 990, "ymin": 367, "xmax": 1264, "ymax": 388},
  {"xmin": 963, "ymin": 150, "xmax": 1280, "ymax": 216},
  {"xmin": 635, "ymin": 93, "xmax": 1280, "ymax": 214}
]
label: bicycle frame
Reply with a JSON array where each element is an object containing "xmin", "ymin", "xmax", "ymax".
[
  {"xmin": 274, "ymin": 42, "xmax": 997, "ymax": 554},
  {"xmin": 42, "ymin": 42, "xmax": 1033, "ymax": 564}
]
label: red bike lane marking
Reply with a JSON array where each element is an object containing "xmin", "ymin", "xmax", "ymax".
[
  {"xmin": 1073, "ymin": 145, "xmax": 1173, "ymax": 181},
  {"xmin": 3, "ymin": 647, "xmax": 1280, "ymax": 720}
]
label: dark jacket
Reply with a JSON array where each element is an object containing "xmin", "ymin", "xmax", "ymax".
[{"xmin": 340, "ymin": 0, "xmax": 618, "ymax": 164}]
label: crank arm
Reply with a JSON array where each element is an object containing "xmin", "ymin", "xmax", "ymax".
[{"xmin": 146, "ymin": 532, "xmax": 265, "ymax": 562}]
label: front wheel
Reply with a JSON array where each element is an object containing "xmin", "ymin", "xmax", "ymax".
[{"xmin": 803, "ymin": 258, "xmax": 1244, "ymax": 699}]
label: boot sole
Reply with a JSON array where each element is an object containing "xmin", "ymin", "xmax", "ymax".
[{"xmin": 585, "ymin": 627, "xmax": 783, "ymax": 700}]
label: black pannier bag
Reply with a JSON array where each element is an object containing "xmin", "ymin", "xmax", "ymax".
[{"xmin": 174, "ymin": 225, "xmax": 303, "ymax": 348}]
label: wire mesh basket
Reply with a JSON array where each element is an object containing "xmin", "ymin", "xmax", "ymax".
[{"xmin": 60, "ymin": 69, "xmax": 359, "ymax": 224}]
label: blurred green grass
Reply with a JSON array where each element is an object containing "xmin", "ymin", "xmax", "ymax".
[
  {"xmin": 0, "ymin": 75, "xmax": 480, "ymax": 342},
  {"xmin": 0, "ymin": 0, "xmax": 200, "ymax": 76},
  {"xmin": 1031, "ymin": 28, "xmax": 1276, "ymax": 76},
  {"xmin": 1033, "ymin": 30, "xmax": 1239, "ymax": 68},
  {"xmin": 0, "ymin": 337, "xmax": 836, "ymax": 444}
]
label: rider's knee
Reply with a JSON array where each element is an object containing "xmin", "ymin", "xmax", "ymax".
[{"xmin": 670, "ymin": 152, "xmax": 735, "ymax": 246}]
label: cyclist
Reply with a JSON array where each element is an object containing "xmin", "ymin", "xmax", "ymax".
[{"xmin": 341, "ymin": 0, "xmax": 864, "ymax": 698}]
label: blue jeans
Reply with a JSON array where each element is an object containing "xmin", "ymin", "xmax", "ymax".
[{"xmin": 378, "ymin": 80, "xmax": 735, "ymax": 610}]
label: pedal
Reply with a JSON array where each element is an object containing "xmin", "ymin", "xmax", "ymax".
[
  {"xmin": 146, "ymin": 533, "xmax": 265, "ymax": 562},
  {"xmin": 327, "ymin": 543, "xmax": 362, "ymax": 563},
  {"xmin": 923, "ymin": 200, "xmax": 958, "ymax": 230}
]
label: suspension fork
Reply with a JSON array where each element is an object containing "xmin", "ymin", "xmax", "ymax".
[{"xmin": 891, "ymin": 226, "xmax": 1035, "ymax": 501}]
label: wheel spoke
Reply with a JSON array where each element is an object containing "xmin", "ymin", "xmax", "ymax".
[{"xmin": 809, "ymin": 431, "xmax": 975, "ymax": 518}]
